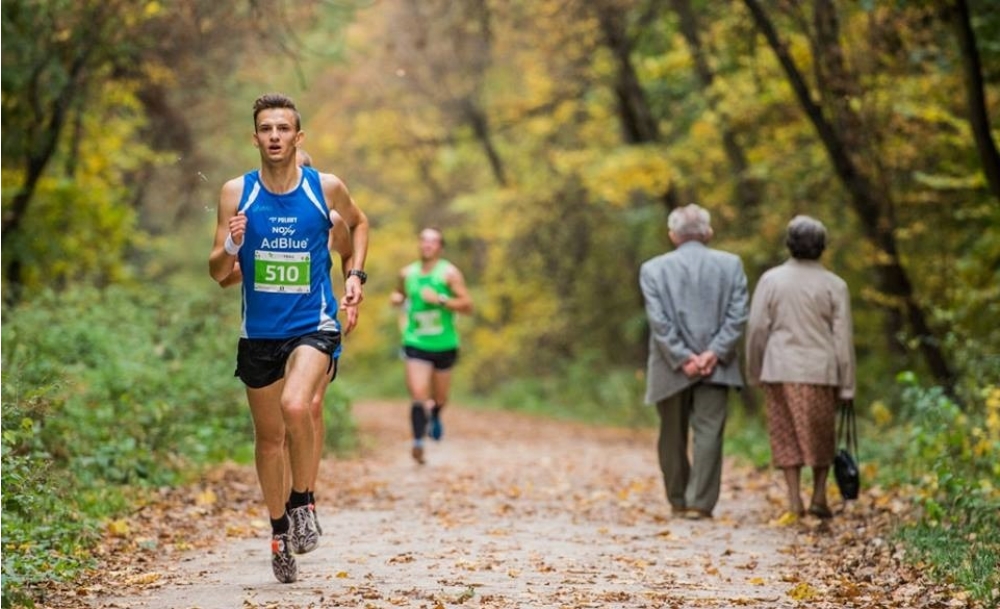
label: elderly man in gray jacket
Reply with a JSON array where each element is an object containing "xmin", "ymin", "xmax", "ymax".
[{"xmin": 639, "ymin": 204, "xmax": 749, "ymax": 520}]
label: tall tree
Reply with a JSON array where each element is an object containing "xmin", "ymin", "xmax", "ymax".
[
  {"xmin": 742, "ymin": 0, "xmax": 955, "ymax": 390},
  {"xmin": 0, "ymin": 0, "xmax": 322, "ymax": 296},
  {"xmin": 666, "ymin": 0, "xmax": 762, "ymax": 212},
  {"xmin": 948, "ymin": 0, "xmax": 1000, "ymax": 203},
  {"xmin": 591, "ymin": 0, "xmax": 661, "ymax": 144},
  {"xmin": 1, "ymin": 1, "xmax": 112, "ymax": 243},
  {"xmin": 384, "ymin": 0, "xmax": 508, "ymax": 189}
]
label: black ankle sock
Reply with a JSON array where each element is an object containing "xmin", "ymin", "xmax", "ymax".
[
  {"xmin": 289, "ymin": 489, "xmax": 311, "ymax": 509},
  {"xmin": 431, "ymin": 403, "xmax": 443, "ymax": 419},
  {"xmin": 271, "ymin": 513, "xmax": 290, "ymax": 535},
  {"xmin": 308, "ymin": 491, "xmax": 316, "ymax": 506}
]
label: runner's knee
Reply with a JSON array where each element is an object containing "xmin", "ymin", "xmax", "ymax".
[
  {"xmin": 281, "ymin": 396, "xmax": 312, "ymax": 422},
  {"xmin": 255, "ymin": 429, "xmax": 285, "ymax": 455}
]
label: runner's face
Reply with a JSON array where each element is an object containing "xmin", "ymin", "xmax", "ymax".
[
  {"xmin": 253, "ymin": 109, "xmax": 302, "ymax": 163},
  {"xmin": 418, "ymin": 230, "xmax": 443, "ymax": 261}
]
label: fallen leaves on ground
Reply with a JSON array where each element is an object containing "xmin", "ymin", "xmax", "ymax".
[{"xmin": 34, "ymin": 402, "xmax": 985, "ymax": 609}]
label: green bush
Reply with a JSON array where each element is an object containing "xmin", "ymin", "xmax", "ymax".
[
  {"xmin": 723, "ymin": 398, "xmax": 772, "ymax": 470},
  {"xmin": 469, "ymin": 353, "xmax": 655, "ymax": 429},
  {"xmin": 3, "ymin": 286, "xmax": 251, "ymax": 485},
  {"xmin": 886, "ymin": 373, "xmax": 1000, "ymax": 606},
  {"xmin": 1, "ymin": 377, "xmax": 101, "ymax": 609}
]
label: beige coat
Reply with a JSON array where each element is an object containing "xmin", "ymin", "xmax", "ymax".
[{"xmin": 745, "ymin": 259, "xmax": 856, "ymax": 399}]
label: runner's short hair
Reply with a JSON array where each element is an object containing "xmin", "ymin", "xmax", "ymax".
[
  {"xmin": 422, "ymin": 226, "xmax": 445, "ymax": 247},
  {"xmin": 253, "ymin": 93, "xmax": 301, "ymax": 132}
]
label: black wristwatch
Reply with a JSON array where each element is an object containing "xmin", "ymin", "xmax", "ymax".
[{"xmin": 347, "ymin": 269, "xmax": 367, "ymax": 284}]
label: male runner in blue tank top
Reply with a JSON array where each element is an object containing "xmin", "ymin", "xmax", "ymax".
[
  {"xmin": 209, "ymin": 93, "xmax": 369, "ymax": 584},
  {"xmin": 218, "ymin": 149, "xmax": 356, "ymax": 542}
]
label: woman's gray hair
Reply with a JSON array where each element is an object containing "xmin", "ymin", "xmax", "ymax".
[
  {"xmin": 668, "ymin": 204, "xmax": 712, "ymax": 240},
  {"xmin": 785, "ymin": 215, "xmax": 827, "ymax": 260}
]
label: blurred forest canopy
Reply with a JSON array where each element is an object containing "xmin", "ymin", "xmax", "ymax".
[{"xmin": 3, "ymin": 0, "xmax": 999, "ymax": 407}]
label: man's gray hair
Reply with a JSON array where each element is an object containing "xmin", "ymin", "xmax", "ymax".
[
  {"xmin": 668, "ymin": 204, "xmax": 712, "ymax": 240},
  {"xmin": 785, "ymin": 215, "xmax": 827, "ymax": 260}
]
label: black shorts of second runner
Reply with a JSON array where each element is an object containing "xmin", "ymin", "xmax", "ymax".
[
  {"xmin": 403, "ymin": 345, "xmax": 459, "ymax": 371},
  {"xmin": 236, "ymin": 330, "xmax": 341, "ymax": 389}
]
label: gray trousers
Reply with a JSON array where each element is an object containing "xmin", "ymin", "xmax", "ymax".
[{"xmin": 655, "ymin": 383, "xmax": 729, "ymax": 514}]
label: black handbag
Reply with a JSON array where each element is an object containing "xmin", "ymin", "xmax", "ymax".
[{"xmin": 834, "ymin": 399, "xmax": 860, "ymax": 500}]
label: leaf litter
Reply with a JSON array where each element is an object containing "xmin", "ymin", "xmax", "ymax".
[{"xmin": 36, "ymin": 401, "xmax": 982, "ymax": 609}]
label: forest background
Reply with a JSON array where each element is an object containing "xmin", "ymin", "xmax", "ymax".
[{"xmin": 2, "ymin": 0, "xmax": 998, "ymax": 607}]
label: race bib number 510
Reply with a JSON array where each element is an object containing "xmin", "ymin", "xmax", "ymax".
[{"xmin": 254, "ymin": 250, "xmax": 310, "ymax": 293}]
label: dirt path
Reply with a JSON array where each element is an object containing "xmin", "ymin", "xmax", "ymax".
[{"xmin": 71, "ymin": 402, "xmax": 824, "ymax": 608}]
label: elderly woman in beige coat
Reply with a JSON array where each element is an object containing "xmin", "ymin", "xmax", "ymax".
[{"xmin": 746, "ymin": 215, "xmax": 855, "ymax": 519}]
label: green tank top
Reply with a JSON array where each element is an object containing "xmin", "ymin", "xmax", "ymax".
[{"xmin": 402, "ymin": 259, "xmax": 460, "ymax": 351}]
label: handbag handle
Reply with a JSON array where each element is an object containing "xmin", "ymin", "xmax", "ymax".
[{"xmin": 838, "ymin": 399, "xmax": 859, "ymax": 461}]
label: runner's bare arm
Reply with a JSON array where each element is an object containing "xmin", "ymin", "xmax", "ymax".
[
  {"xmin": 329, "ymin": 212, "xmax": 359, "ymax": 333},
  {"xmin": 321, "ymin": 173, "xmax": 369, "ymax": 306},
  {"xmin": 329, "ymin": 212, "xmax": 353, "ymax": 274},
  {"xmin": 442, "ymin": 265, "xmax": 474, "ymax": 314},
  {"xmin": 218, "ymin": 263, "xmax": 243, "ymax": 288},
  {"xmin": 389, "ymin": 267, "xmax": 408, "ymax": 306},
  {"xmin": 209, "ymin": 178, "xmax": 245, "ymax": 283}
]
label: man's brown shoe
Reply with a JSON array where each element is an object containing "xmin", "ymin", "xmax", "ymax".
[{"xmin": 683, "ymin": 509, "xmax": 713, "ymax": 521}]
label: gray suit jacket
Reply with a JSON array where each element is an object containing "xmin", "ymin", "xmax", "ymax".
[{"xmin": 639, "ymin": 241, "xmax": 749, "ymax": 404}]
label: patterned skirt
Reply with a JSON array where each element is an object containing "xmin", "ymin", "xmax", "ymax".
[{"xmin": 762, "ymin": 382, "xmax": 837, "ymax": 468}]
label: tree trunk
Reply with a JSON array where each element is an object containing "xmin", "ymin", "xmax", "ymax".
[
  {"xmin": 3, "ymin": 97, "xmax": 72, "ymax": 293},
  {"xmin": 2, "ymin": 39, "xmax": 93, "ymax": 294},
  {"xmin": 949, "ymin": 0, "xmax": 1000, "ymax": 203},
  {"xmin": 462, "ymin": 100, "xmax": 508, "ymax": 188},
  {"xmin": 593, "ymin": 4, "xmax": 660, "ymax": 144},
  {"xmin": 669, "ymin": 0, "xmax": 762, "ymax": 212},
  {"xmin": 742, "ymin": 0, "xmax": 956, "ymax": 392}
]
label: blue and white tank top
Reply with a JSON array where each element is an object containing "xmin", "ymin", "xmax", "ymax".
[{"xmin": 236, "ymin": 166, "xmax": 341, "ymax": 340}]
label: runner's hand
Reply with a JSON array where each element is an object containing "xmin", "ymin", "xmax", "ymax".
[
  {"xmin": 420, "ymin": 286, "xmax": 445, "ymax": 305},
  {"xmin": 343, "ymin": 276, "xmax": 364, "ymax": 306},
  {"xmin": 228, "ymin": 212, "xmax": 247, "ymax": 245},
  {"xmin": 341, "ymin": 303, "xmax": 359, "ymax": 334}
]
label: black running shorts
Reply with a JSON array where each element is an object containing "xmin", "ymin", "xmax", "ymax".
[
  {"xmin": 403, "ymin": 345, "xmax": 459, "ymax": 371},
  {"xmin": 235, "ymin": 330, "xmax": 341, "ymax": 389}
]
